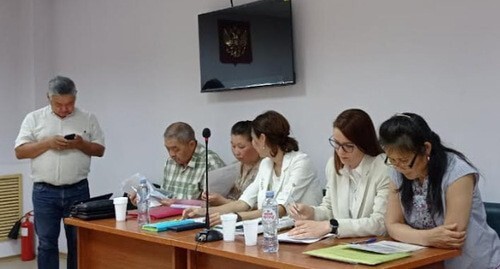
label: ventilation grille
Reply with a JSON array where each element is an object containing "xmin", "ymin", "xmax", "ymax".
[{"xmin": 0, "ymin": 174, "xmax": 22, "ymax": 241}]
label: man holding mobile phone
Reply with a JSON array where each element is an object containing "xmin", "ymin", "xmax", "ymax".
[{"xmin": 14, "ymin": 76, "xmax": 105, "ymax": 269}]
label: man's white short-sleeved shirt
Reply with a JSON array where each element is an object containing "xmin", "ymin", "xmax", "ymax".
[{"xmin": 15, "ymin": 106, "xmax": 105, "ymax": 185}]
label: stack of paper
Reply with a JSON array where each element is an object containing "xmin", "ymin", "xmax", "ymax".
[
  {"xmin": 304, "ymin": 245, "xmax": 411, "ymax": 265},
  {"xmin": 214, "ymin": 216, "xmax": 295, "ymax": 235},
  {"xmin": 277, "ymin": 232, "xmax": 335, "ymax": 244},
  {"xmin": 347, "ymin": 240, "xmax": 425, "ymax": 254}
]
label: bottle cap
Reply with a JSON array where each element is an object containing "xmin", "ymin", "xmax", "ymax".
[{"xmin": 265, "ymin": 190, "xmax": 274, "ymax": 198}]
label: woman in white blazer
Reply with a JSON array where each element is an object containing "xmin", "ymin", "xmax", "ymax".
[
  {"xmin": 184, "ymin": 110, "xmax": 322, "ymax": 225},
  {"xmin": 288, "ymin": 109, "xmax": 390, "ymax": 238}
]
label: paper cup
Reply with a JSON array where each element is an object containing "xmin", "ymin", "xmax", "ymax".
[
  {"xmin": 220, "ymin": 213, "xmax": 238, "ymax": 242},
  {"xmin": 243, "ymin": 219, "xmax": 259, "ymax": 246},
  {"xmin": 113, "ymin": 197, "xmax": 128, "ymax": 221}
]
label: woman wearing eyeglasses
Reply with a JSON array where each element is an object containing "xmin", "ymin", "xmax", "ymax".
[
  {"xmin": 379, "ymin": 113, "xmax": 500, "ymax": 269},
  {"xmin": 288, "ymin": 108, "xmax": 390, "ymax": 239}
]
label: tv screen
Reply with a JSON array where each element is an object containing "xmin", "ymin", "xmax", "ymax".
[{"xmin": 198, "ymin": 0, "xmax": 295, "ymax": 92}]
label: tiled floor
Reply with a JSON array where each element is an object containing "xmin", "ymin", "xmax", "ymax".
[{"xmin": 0, "ymin": 256, "xmax": 66, "ymax": 269}]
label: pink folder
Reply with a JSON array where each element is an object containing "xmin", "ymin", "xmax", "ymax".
[{"xmin": 128, "ymin": 206, "xmax": 184, "ymax": 220}]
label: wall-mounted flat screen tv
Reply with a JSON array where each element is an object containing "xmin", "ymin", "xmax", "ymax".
[{"xmin": 198, "ymin": 0, "xmax": 295, "ymax": 92}]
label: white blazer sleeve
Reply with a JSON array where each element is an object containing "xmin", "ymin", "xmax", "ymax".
[
  {"xmin": 277, "ymin": 152, "xmax": 321, "ymax": 211},
  {"xmin": 337, "ymin": 156, "xmax": 390, "ymax": 237}
]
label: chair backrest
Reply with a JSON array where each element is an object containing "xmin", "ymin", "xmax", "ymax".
[{"xmin": 484, "ymin": 202, "xmax": 500, "ymax": 236}]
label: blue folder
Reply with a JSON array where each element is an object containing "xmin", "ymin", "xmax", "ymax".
[{"xmin": 142, "ymin": 219, "xmax": 195, "ymax": 232}]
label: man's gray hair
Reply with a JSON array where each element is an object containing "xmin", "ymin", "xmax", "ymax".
[
  {"xmin": 163, "ymin": 122, "xmax": 196, "ymax": 143},
  {"xmin": 48, "ymin": 76, "xmax": 77, "ymax": 97}
]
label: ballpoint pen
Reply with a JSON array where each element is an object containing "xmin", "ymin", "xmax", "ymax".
[{"xmin": 350, "ymin": 238, "xmax": 377, "ymax": 244}]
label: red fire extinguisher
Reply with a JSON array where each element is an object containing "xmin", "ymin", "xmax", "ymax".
[{"xmin": 21, "ymin": 211, "xmax": 35, "ymax": 261}]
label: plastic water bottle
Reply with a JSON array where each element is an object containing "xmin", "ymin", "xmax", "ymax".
[
  {"xmin": 262, "ymin": 190, "xmax": 279, "ymax": 253},
  {"xmin": 137, "ymin": 178, "xmax": 151, "ymax": 226}
]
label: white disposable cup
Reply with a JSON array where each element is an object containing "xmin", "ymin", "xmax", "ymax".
[
  {"xmin": 220, "ymin": 213, "xmax": 238, "ymax": 241},
  {"xmin": 113, "ymin": 197, "xmax": 128, "ymax": 221},
  {"xmin": 242, "ymin": 219, "xmax": 259, "ymax": 246}
]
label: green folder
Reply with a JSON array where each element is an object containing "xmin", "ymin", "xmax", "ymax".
[{"xmin": 303, "ymin": 245, "xmax": 411, "ymax": 265}]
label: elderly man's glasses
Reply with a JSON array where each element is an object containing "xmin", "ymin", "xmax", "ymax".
[
  {"xmin": 385, "ymin": 153, "xmax": 418, "ymax": 169},
  {"xmin": 328, "ymin": 136, "xmax": 356, "ymax": 153}
]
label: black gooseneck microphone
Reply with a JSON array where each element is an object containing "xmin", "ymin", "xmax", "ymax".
[
  {"xmin": 202, "ymin": 128, "xmax": 211, "ymax": 228},
  {"xmin": 195, "ymin": 128, "xmax": 223, "ymax": 242}
]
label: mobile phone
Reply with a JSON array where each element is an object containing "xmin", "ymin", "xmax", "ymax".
[{"xmin": 64, "ymin": 134, "xmax": 76, "ymax": 140}]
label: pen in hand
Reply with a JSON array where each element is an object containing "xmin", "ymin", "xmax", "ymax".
[{"xmin": 350, "ymin": 238, "xmax": 377, "ymax": 244}]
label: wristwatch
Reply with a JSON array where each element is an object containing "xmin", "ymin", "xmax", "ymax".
[{"xmin": 329, "ymin": 218, "xmax": 339, "ymax": 235}]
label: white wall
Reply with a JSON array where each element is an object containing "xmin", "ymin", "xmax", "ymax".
[
  {"xmin": 2, "ymin": 0, "xmax": 500, "ymax": 257},
  {"xmin": 0, "ymin": 0, "xmax": 36, "ymax": 257}
]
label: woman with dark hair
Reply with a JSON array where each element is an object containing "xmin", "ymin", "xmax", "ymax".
[
  {"xmin": 288, "ymin": 108, "xmax": 390, "ymax": 239},
  {"xmin": 202, "ymin": 121, "xmax": 261, "ymax": 205},
  {"xmin": 379, "ymin": 113, "xmax": 500, "ymax": 269},
  {"xmin": 184, "ymin": 110, "xmax": 322, "ymax": 225}
]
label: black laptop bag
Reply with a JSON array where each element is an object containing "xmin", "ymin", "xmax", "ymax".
[{"xmin": 70, "ymin": 193, "xmax": 115, "ymax": 220}]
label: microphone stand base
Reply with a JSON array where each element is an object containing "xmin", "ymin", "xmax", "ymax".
[{"xmin": 195, "ymin": 229, "xmax": 223, "ymax": 242}]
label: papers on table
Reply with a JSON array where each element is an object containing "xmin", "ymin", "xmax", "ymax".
[
  {"xmin": 304, "ymin": 245, "xmax": 411, "ymax": 266},
  {"xmin": 347, "ymin": 240, "xmax": 425, "ymax": 254},
  {"xmin": 278, "ymin": 232, "xmax": 335, "ymax": 244},
  {"xmin": 214, "ymin": 216, "xmax": 295, "ymax": 235}
]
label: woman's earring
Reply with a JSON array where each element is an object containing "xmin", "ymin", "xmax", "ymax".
[{"xmin": 427, "ymin": 155, "xmax": 430, "ymax": 161}]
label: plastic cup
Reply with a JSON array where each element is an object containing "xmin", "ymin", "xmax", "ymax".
[
  {"xmin": 243, "ymin": 219, "xmax": 259, "ymax": 246},
  {"xmin": 113, "ymin": 197, "xmax": 128, "ymax": 221},
  {"xmin": 220, "ymin": 213, "xmax": 238, "ymax": 241}
]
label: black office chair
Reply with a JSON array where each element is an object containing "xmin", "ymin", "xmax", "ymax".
[{"xmin": 484, "ymin": 202, "xmax": 500, "ymax": 236}]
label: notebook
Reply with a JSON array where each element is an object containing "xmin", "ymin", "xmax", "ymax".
[
  {"xmin": 128, "ymin": 206, "xmax": 183, "ymax": 220},
  {"xmin": 304, "ymin": 245, "xmax": 411, "ymax": 265}
]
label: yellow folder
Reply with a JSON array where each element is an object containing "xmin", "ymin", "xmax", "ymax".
[{"xmin": 303, "ymin": 245, "xmax": 411, "ymax": 265}]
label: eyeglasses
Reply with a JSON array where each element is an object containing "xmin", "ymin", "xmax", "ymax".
[
  {"xmin": 328, "ymin": 136, "xmax": 356, "ymax": 153},
  {"xmin": 384, "ymin": 153, "xmax": 418, "ymax": 169}
]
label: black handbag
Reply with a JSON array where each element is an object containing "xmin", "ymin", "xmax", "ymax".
[{"xmin": 70, "ymin": 193, "xmax": 115, "ymax": 220}]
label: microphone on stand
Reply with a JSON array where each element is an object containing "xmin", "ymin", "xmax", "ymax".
[{"xmin": 195, "ymin": 128, "xmax": 223, "ymax": 242}]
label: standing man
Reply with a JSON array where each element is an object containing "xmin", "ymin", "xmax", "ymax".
[
  {"xmin": 15, "ymin": 76, "xmax": 105, "ymax": 269},
  {"xmin": 162, "ymin": 122, "xmax": 225, "ymax": 200}
]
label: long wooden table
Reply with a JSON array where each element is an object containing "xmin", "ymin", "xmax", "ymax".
[{"xmin": 65, "ymin": 217, "xmax": 460, "ymax": 269}]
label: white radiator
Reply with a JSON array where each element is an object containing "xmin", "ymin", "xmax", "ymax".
[{"xmin": 0, "ymin": 174, "xmax": 22, "ymax": 241}]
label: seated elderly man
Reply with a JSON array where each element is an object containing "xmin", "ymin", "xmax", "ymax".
[{"xmin": 161, "ymin": 122, "xmax": 225, "ymax": 200}]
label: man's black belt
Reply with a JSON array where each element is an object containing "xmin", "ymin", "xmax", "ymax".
[{"xmin": 34, "ymin": 178, "xmax": 88, "ymax": 189}]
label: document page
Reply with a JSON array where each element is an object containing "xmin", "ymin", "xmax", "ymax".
[
  {"xmin": 304, "ymin": 245, "xmax": 411, "ymax": 266},
  {"xmin": 205, "ymin": 163, "xmax": 239, "ymax": 197},
  {"xmin": 278, "ymin": 232, "xmax": 335, "ymax": 244},
  {"xmin": 347, "ymin": 240, "xmax": 425, "ymax": 254}
]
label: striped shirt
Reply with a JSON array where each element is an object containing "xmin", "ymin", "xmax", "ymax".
[{"xmin": 162, "ymin": 143, "xmax": 225, "ymax": 199}]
